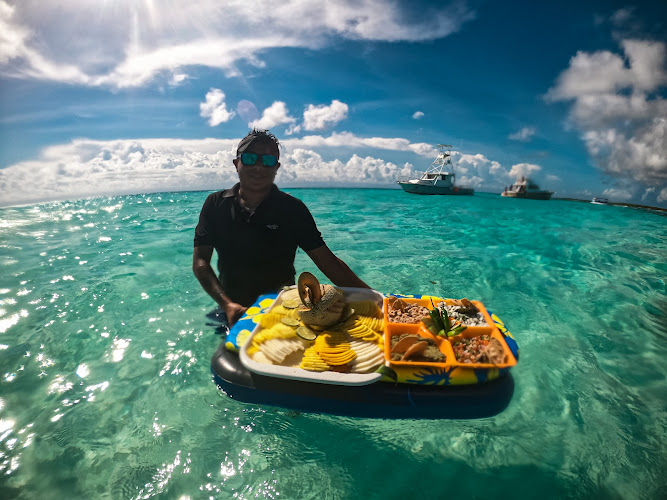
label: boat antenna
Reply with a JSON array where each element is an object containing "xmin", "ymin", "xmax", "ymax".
[{"xmin": 431, "ymin": 144, "xmax": 454, "ymax": 175}]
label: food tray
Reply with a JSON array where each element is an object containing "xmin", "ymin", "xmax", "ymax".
[
  {"xmin": 383, "ymin": 297, "xmax": 517, "ymax": 369},
  {"xmin": 240, "ymin": 287, "xmax": 386, "ymax": 386}
]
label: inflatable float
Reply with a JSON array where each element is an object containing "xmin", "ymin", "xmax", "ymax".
[{"xmin": 211, "ymin": 282, "xmax": 519, "ymax": 419}]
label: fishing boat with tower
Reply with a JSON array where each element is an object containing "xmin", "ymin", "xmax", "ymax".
[{"xmin": 397, "ymin": 144, "xmax": 474, "ymax": 195}]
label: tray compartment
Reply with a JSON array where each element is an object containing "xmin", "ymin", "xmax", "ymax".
[
  {"xmin": 425, "ymin": 298, "xmax": 495, "ymax": 336},
  {"xmin": 384, "ymin": 297, "xmax": 432, "ymax": 325},
  {"xmin": 384, "ymin": 322, "xmax": 453, "ymax": 368},
  {"xmin": 447, "ymin": 328, "xmax": 517, "ymax": 369}
]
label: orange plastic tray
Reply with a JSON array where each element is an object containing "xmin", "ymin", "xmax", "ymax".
[{"xmin": 383, "ymin": 297, "xmax": 517, "ymax": 370}]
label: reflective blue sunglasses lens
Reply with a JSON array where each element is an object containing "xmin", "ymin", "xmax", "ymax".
[
  {"xmin": 241, "ymin": 153, "xmax": 258, "ymax": 166},
  {"xmin": 262, "ymin": 155, "xmax": 277, "ymax": 167},
  {"xmin": 240, "ymin": 153, "xmax": 277, "ymax": 167}
]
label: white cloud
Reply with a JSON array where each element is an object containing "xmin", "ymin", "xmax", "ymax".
[
  {"xmin": 657, "ymin": 187, "xmax": 667, "ymax": 203},
  {"xmin": 602, "ymin": 187, "xmax": 633, "ymax": 201},
  {"xmin": 0, "ymin": 1, "xmax": 28, "ymax": 63},
  {"xmin": 0, "ymin": 133, "xmax": 528, "ymax": 206},
  {"xmin": 249, "ymin": 101, "xmax": 296, "ymax": 130},
  {"xmin": 509, "ymin": 126, "xmax": 536, "ymax": 141},
  {"xmin": 199, "ymin": 88, "xmax": 235, "ymax": 126},
  {"xmin": 547, "ymin": 39, "xmax": 667, "ymax": 192},
  {"xmin": 641, "ymin": 187, "xmax": 655, "ymax": 201},
  {"xmin": 286, "ymin": 132, "xmax": 437, "ymax": 157},
  {"xmin": 0, "ymin": 138, "xmax": 239, "ymax": 206},
  {"xmin": 302, "ymin": 100, "xmax": 348, "ymax": 131},
  {"xmin": 447, "ymin": 152, "xmax": 552, "ymax": 190},
  {"xmin": 546, "ymin": 40, "xmax": 667, "ymax": 101},
  {"xmin": 412, "ymin": 111, "xmax": 424, "ymax": 119},
  {"xmin": 508, "ymin": 163, "xmax": 542, "ymax": 180},
  {"xmin": 275, "ymin": 150, "xmax": 411, "ymax": 186},
  {"xmin": 0, "ymin": 0, "xmax": 475, "ymax": 88},
  {"xmin": 170, "ymin": 73, "xmax": 188, "ymax": 86}
]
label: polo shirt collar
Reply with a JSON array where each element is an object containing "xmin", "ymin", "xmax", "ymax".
[
  {"xmin": 226, "ymin": 183, "xmax": 279, "ymax": 223},
  {"xmin": 223, "ymin": 183, "xmax": 279, "ymax": 204}
]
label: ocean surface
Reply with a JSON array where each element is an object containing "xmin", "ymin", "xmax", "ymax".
[{"xmin": 0, "ymin": 189, "xmax": 665, "ymax": 499}]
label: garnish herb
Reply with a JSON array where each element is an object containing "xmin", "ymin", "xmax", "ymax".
[{"xmin": 429, "ymin": 299, "xmax": 467, "ymax": 337}]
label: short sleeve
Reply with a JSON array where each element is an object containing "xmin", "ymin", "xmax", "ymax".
[
  {"xmin": 292, "ymin": 199, "xmax": 325, "ymax": 251},
  {"xmin": 194, "ymin": 193, "xmax": 216, "ymax": 247}
]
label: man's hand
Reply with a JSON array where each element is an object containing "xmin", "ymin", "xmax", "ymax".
[
  {"xmin": 225, "ymin": 302, "xmax": 248, "ymax": 327},
  {"xmin": 194, "ymin": 246, "xmax": 247, "ymax": 325}
]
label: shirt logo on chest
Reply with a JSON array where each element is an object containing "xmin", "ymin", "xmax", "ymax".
[{"xmin": 266, "ymin": 224, "xmax": 279, "ymax": 230}]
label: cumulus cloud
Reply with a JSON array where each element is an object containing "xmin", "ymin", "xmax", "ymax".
[
  {"xmin": 302, "ymin": 100, "xmax": 348, "ymax": 131},
  {"xmin": 508, "ymin": 163, "xmax": 542, "ymax": 179},
  {"xmin": 200, "ymin": 88, "xmax": 235, "ymax": 126},
  {"xmin": 287, "ymin": 100, "xmax": 349, "ymax": 135},
  {"xmin": 546, "ymin": 38, "xmax": 667, "ymax": 197},
  {"xmin": 602, "ymin": 187, "xmax": 633, "ymax": 201},
  {"xmin": 275, "ymin": 149, "xmax": 413, "ymax": 186},
  {"xmin": 249, "ymin": 101, "xmax": 296, "ymax": 130},
  {"xmin": 0, "ymin": 138, "xmax": 239, "ymax": 206},
  {"xmin": 412, "ymin": 111, "xmax": 424, "ymax": 119},
  {"xmin": 446, "ymin": 152, "xmax": 547, "ymax": 190},
  {"xmin": 0, "ymin": 133, "xmax": 529, "ymax": 206},
  {"xmin": 509, "ymin": 126, "xmax": 536, "ymax": 141},
  {"xmin": 286, "ymin": 132, "xmax": 437, "ymax": 157},
  {"xmin": 0, "ymin": 0, "xmax": 475, "ymax": 88}
]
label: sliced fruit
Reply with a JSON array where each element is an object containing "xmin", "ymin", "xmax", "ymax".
[
  {"xmin": 296, "ymin": 326, "xmax": 317, "ymax": 341},
  {"xmin": 281, "ymin": 299, "xmax": 301, "ymax": 309},
  {"xmin": 281, "ymin": 317, "xmax": 300, "ymax": 327}
]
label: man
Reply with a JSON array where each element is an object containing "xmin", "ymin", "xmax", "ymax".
[{"xmin": 193, "ymin": 129, "xmax": 369, "ymax": 326}]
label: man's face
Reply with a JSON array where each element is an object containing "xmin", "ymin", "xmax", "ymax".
[{"xmin": 233, "ymin": 141, "xmax": 280, "ymax": 191}]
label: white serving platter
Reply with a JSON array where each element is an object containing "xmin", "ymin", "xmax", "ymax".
[{"xmin": 240, "ymin": 286, "xmax": 386, "ymax": 386}]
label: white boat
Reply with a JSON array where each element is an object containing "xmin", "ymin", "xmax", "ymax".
[
  {"xmin": 397, "ymin": 144, "xmax": 474, "ymax": 195},
  {"xmin": 501, "ymin": 177, "xmax": 553, "ymax": 200},
  {"xmin": 591, "ymin": 197, "xmax": 609, "ymax": 205}
]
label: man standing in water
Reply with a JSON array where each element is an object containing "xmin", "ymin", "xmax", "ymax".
[{"xmin": 193, "ymin": 129, "xmax": 369, "ymax": 326}]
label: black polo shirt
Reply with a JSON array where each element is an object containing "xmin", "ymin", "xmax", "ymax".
[{"xmin": 194, "ymin": 184, "xmax": 325, "ymax": 306}]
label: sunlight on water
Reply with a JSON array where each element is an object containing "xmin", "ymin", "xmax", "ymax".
[{"xmin": 0, "ymin": 190, "xmax": 665, "ymax": 499}]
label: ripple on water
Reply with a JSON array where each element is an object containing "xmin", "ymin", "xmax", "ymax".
[{"xmin": 0, "ymin": 191, "xmax": 666, "ymax": 499}]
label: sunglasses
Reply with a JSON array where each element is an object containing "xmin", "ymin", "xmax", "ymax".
[{"xmin": 239, "ymin": 153, "xmax": 278, "ymax": 167}]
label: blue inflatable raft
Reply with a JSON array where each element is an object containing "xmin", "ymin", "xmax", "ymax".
[{"xmin": 210, "ymin": 290, "xmax": 519, "ymax": 419}]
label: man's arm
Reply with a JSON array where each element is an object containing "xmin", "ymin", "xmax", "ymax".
[
  {"xmin": 192, "ymin": 245, "xmax": 247, "ymax": 326},
  {"xmin": 306, "ymin": 245, "xmax": 370, "ymax": 289}
]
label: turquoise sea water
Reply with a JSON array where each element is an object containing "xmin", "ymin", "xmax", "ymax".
[{"xmin": 0, "ymin": 189, "xmax": 665, "ymax": 499}]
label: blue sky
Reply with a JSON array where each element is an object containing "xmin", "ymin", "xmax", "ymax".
[{"xmin": 0, "ymin": 0, "xmax": 666, "ymax": 207}]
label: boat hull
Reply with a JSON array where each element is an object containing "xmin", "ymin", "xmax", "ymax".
[
  {"xmin": 398, "ymin": 182, "xmax": 474, "ymax": 195},
  {"xmin": 501, "ymin": 191, "xmax": 553, "ymax": 200}
]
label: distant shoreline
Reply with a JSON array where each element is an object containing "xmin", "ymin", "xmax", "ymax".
[
  {"xmin": 552, "ymin": 197, "xmax": 667, "ymax": 213},
  {"xmin": 1, "ymin": 188, "xmax": 666, "ymax": 213}
]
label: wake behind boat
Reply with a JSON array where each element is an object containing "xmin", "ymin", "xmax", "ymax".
[{"xmin": 397, "ymin": 144, "xmax": 474, "ymax": 195}]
